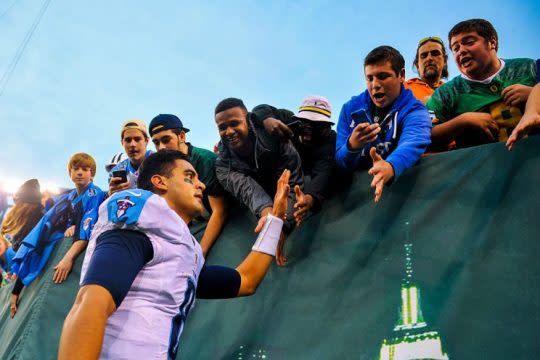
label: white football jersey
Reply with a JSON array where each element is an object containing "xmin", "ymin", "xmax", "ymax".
[{"xmin": 81, "ymin": 189, "xmax": 204, "ymax": 360}]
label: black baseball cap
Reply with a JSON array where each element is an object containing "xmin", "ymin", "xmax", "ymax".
[{"xmin": 149, "ymin": 114, "xmax": 190, "ymax": 136}]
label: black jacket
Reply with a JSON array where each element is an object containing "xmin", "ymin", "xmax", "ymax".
[
  {"xmin": 215, "ymin": 116, "xmax": 303, "ymax": 230},
  {"xmin": 251, "ymin": 104, "xmax": 336, "ymax": 211}
]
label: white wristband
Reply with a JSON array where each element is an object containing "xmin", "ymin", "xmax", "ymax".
[{"xmin": 251, "ymin": 214, "xmax": 284, "ymax": 256}]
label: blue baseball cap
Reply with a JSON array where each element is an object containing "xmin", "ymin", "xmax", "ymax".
[{"xmin": 149, "ymin": 114, "xmax": 190, "ymax": 136}]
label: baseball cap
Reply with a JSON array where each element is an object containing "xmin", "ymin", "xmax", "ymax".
[
  {"xmin": 149, "ymin": 114, "xmax": 190, "ymax": 137},
  {"xmin": 105, "ymin": 152, "xmax": 127, "ymax": 173},
  {"xmin": 121, "ymin": 119, "xmax": 148, "ymax": 139},
  {"xmin": 293, "ymin": 96, "xmax": 333, "ymax": 124}
]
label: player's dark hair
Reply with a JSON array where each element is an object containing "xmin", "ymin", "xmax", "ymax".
[
  {"xmin": 448, "ymin": 18, "xmax": 498, "ymax": 51},
  {"xmin": 413, "ymin": 40, "xmax": 449, "ymax": 79},
  {"xmin": 364, "ymin": 46, "xmax": 405, "ymax": 76},
  {"xmin": 137, "ymin": 150, "xmax": 192, "ymax": 191},
  {"xmin": 215, "ymin": 97, "xmax": 248, "ymax": 115}
]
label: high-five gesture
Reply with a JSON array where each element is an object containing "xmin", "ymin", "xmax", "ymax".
[
  {"xmin": 254, "ymin": 169, "xmax": 290, "ymax": 232},
  {"xmin": 272, "ymin": 169, "xmax": 291, "ymax": 219},
  {"xmin": 368, "ymin": 147, "xmax": 394, "ymax": 203},
  {"xmin": 254, "ymin": 169, "xmax": 291, "ymax": 266}
]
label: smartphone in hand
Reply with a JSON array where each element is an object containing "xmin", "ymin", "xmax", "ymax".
[{"xmin": 112, "ymin": 170, "xmax": 128, "ymax": 184}]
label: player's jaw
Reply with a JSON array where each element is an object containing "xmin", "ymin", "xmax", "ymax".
[{"xmin": 192, "ymin": 191, "xmax": 204, "ymax": 212}]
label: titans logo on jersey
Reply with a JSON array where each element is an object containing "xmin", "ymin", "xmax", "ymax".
[
  {"xmin": 116, "ymin": 198, "xmax": 134, "ymax": 218},
  {"xmin": 106, "ymin": 190, "xmax": 151, "ymax": 225}
]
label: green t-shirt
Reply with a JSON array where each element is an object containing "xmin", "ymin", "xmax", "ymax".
[
  {"xmin": 188, "ymin": 143, "xmax": 224, "ymax": 198},
  {"xmin": 426, "ymin": 58, "xmax": 538, "ymax": 146}
]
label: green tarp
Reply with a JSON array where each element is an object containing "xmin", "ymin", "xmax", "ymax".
[{"xmin": 1, "ymin": 137, "xmax": 539, "ymax": 359}]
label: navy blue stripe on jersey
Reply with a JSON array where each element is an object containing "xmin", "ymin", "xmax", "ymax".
[
  {"xmin": 81, "ymin": 229, "xmax": 153, "ymax": 307},
  {"xmin": 168, "ymin": 278, "xmax": 196, "ymax": 360},
  {"xmin": 196, "ymin": 265, "xmax": 241, "ymax": 299}
]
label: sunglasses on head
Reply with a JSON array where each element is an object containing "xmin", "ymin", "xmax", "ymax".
[{"xmin": 418, "ymin": 36, "xmax": 444, "ymax": 47}]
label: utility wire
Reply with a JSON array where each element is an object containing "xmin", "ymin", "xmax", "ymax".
[
  {"xmin": 0, "ymin": 0, "xmax": 18, "ymax": 20},
  {"xmin": 0, "ymin": 0, "xmax": 52, "ymax": 97}
]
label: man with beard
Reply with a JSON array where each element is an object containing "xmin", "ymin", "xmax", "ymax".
[
  {"xmin": 335, "ymin": 46, "xmax": 432, "ymax": 203},
  {"xmin": 250, "ymin": 96, "xmax": 336, "ymax": 224},
  {"xmin": 427, "ymin": 18, "xmax": 540, "ymax": 149},
  {"xmin": 214, "ymin": 98, "xmax": 304, "ymax": 265},
  {"xmin": 405, "ymin": 36, "xmax": 449, "ymax": 104},
  {"xmin": 108, "ymin": 120, "xmax": 152, "ymax": 196}
]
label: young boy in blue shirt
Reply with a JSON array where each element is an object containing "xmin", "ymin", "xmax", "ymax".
[{"xmin": 9, "ymin": 153, "xmax": 105, "ymax": 317}]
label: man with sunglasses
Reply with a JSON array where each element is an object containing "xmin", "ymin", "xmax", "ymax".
[
  {"xmin": 405, "ymin": 36, "xmax": 449, "ymax": 104},
  {"xmin": 250, "ymin": 96, "xmax": 337, "ymax": 224},
  {"xmin": 148, "ymin": 114, "xmax": 228, "ymax": 257},
  {"xmin": 427, "ymin": 18, "xmax": 540, "ymax": 149},
  {"xmin": 335, "ymin": 46, "xmax": 431, "ymax": 203}
]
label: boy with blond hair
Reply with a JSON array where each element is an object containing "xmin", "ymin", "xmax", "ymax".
[{"xmin": 9, "ymin": 153, "xmax": 105, "ymax": 317}]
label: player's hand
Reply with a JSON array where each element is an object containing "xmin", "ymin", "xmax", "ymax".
[
  {"xmin": 502, "ymin": 84, "xmax": 532, "ymax": 107},
  {"xmin": 263, "ymin": 117, "xmax": 293, "ymax": 139},
  {"xmin": 293, "ymin": 186, "xmax": 313, "ymax": 226},
  {"xmin": 348, "ymin": 122, "xmax": 380, "ymax": 150},
  {"xmin": 108, "ymin": 177, "xmax": 130, "ymax": 196},
  {"xmin": 53, "ymin": 257, "xmax": 74, "ymax": 284},
  {"xmin": 506, "ymin": 112, "xmax": 540, "ymax": 150},
  {"xmin": 10, "ymin": 294, "xmax": 19, "ymax": 318},
  {"xmin": 272, "ymin": 169, "xmax": 291, "ymax": 219},
  {"xmin": 64, "ymin": 225, "xmax": 75, "ymax": 238},
  {"xmin": 368, "ymin": 148, "xmax": 394, "ymax": 203},
  {"xmin": 464, "ymin": 112, "xmax": 499, "ymax": 141}
]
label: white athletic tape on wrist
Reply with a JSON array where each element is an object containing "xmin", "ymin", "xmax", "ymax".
[{"xmin": 252, "ymin": 214, "xmax": 283, "ymax": 256}]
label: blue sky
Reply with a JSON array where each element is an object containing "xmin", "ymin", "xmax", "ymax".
[{"xmin": 0, "ymin": 0, "xmax": 538, "ymax": 190}]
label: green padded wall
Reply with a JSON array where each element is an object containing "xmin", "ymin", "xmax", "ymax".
[{"xmin": 1, "ymin": 137, "xmax": 539, "ymax": 359}]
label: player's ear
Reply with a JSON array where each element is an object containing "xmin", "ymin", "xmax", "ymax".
[
  {"xmin": 489, "ymin": 37, "xmax": 497, "ymax": 51},
  {"xmin": 150, "ymin": 174, "xmax": 168, "ymax": 192}
]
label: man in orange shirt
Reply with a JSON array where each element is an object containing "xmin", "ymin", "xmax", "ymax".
[{"xmin": 405, "ymin": 36, "xmax": 448, "ymax": 104}]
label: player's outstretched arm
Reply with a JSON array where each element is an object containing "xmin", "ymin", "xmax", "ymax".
[
  {"xmin": 235, "ymin": 169, "xmax": 290, "ymax": 295},
  {"xmin": 58, "ymin": 285, "xmax": 116, "ymax": 360},
  {"xmin": 197, "ymin": 170, "xmax": 290, "ymax": 299}
]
